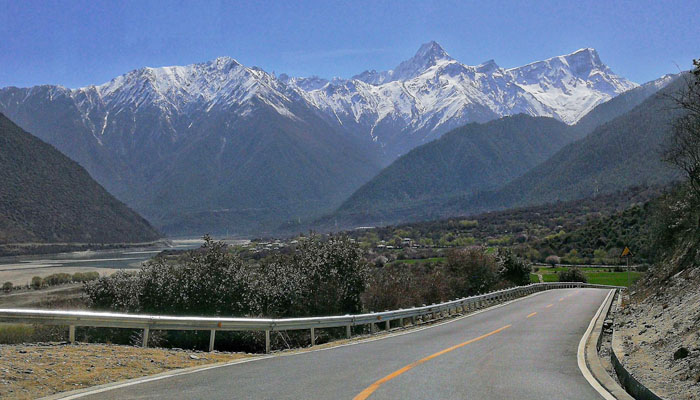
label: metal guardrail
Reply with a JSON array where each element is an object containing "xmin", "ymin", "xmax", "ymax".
[{"xmin": 0, "ymin": 282, "xmax": 623, "ymax": 353}]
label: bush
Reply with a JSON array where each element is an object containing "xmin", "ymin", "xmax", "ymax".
[
  {"xmin": 72, "ymin": 271, "xmax": 100, "ymax": 283},
  {"xmin": 31, "ymin": 276, "xmax": 43, "ymax": 289},
  {"xmin": 86, "ymin": 235, "xmax": 369, "ymax": 318},
  {"xmin": 446, "ymin": 247, "xmax": 499, "ymax": 296},
  {"xmin": 557, "ymin": 268, "xmax": 587, "ymax": 283},
  {"xmin": 496, "ymin": 248, "xmax": 532, "ymax": 286},
  {"xmin": 362, "ymin": 261, "xmax": 449, "ymax": 312},
  {"xmin": 44, "ymin": 273, "xmax": 72, "ymax": 286},
  {"xmin": 2, "ymin": 281, "xmax": 12, "ymax": 292}
]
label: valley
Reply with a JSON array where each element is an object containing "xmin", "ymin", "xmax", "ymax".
[{"xmin": 1, "ymin": 5, "xmax": 698, "ymax": 398}]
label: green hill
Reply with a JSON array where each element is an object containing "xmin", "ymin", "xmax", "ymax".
[
  {"xmin": 0, "ymin": 113, "xmax": 160, "ymax": 244},
  {"xmin": 328, "ymin": 115, "xmax": 572, "ymax": 226},
  {"xmin": 323, "ymin": 74, "xmax": 682, "ymax": 229},
  {"xmin": 483, "ymin": 75, "xmax": 686, "ymax": 209}
]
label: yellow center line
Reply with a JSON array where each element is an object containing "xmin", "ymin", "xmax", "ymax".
[
  {"xmin": 353, "ymin": 324, "xmax": 512, "ymax": 400},
  {"xmin": 545, "ymin": 304, "xmax": 553, "ymax": 308},
  {"xmin": 527, "ymin": 312, "xmax": 537, "ymax": 318}
]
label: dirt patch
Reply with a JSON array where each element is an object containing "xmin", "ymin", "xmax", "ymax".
[
  {"xmin": 617, "ymin": 265, "xmax": 700, "ymax": 400},
  {"xmin": 0, "ymin": 343, "xmax": 250, "ymax": 399}
]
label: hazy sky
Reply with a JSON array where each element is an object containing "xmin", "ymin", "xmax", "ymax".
[{"xmin": 1, "ymin": 0, "xmax": 697, "ymax": 88}]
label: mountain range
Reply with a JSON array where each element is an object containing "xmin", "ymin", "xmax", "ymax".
[
  {"xmin": 0, "ymin": 42, "xmax": 648, "ymax": 235},
  {"xmin": 0, "ymin": 113, "xmax": 160, "ymax": 245},
  {"xmin": 326, "ymin": 73, "xmax": 682, "ymax": 228}
]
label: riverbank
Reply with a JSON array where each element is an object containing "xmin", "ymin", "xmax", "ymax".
[{"xmin": 0, "ymin": 240, "xmax": 173, "ymax": 258}]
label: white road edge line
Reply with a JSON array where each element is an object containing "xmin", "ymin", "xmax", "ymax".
[
  {"xmin": 46, "ymin": 288, "xmax": 557, "ymax": 399},
  {"xmin": 577, "ymin": 289, "xmax": 616, "ymax": 400}
]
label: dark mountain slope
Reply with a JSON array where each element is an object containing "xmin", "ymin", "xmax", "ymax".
[
  {"xmin": 482, "ymin": 75, "xmax": 686, "ymax": 209},
  {"xmin": 320, "ymin": 74, "xmax": 681, "ymax": 230},
  {"xmin": 570, "ymin": 74, "xmax": 679, "ymax": 139},
  {"xmin": 0, "ymin": 113, "xmax": 160, "ymax": 244},
  {"xmin": 142, "ymin": 100, "xmax": 381, "ymax": 235},
  {"xmin": 329, "ymin": 115, "xmax": 572, "ymax": 226}
]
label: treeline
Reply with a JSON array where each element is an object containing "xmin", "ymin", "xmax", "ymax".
[
  {"xmin": 347, "ymin": 185, "xmax": 665, "ymax": 264},
  {"xmin": 3, "ymin": 271, "xmax": 100, "ymax": 292},
  {"xmin": 363, "ymin": 247, "xmax": 530, "ymax": 312},
  {"xmin": 84, "ymin": 236, "xmax": 530, "ymax": 351}
]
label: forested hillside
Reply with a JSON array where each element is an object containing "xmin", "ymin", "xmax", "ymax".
[
  {"xmin": 0, "ymin": 113, "xmax": 160, "ymax": 244},
  {"xmin": 485, "ymin": 75, "xmax": 686, "ymax": 208},
  {"xmin": 323, "ymin": 75, "xmax": 678, "ymax": 230},
  {"xmin": 329, "ymin": 115, "xmax": 571, "ymax": 225}
]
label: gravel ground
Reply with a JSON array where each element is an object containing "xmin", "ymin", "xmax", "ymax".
[
  {"xmin": 617, "ymin": 265, "xmax": 700, "ymax": 400},
  {"xmin": 0, "ymin": 343, "xmax": 249, "ymax": 399}
]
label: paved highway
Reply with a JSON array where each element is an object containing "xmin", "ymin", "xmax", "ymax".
[{"xmin": 73, "ymin": 288, "xmax": 609, "ymax": 400}]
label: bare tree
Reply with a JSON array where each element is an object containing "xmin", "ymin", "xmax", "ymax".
[{"xmin": 663, "ymin": 60, "xmax": 700, "ymax": 197}]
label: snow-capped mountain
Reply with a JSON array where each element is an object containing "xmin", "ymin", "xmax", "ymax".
[
  {"xmin": 0, "ymin": 41, "xmax": 639, "ymax": 235},
  {"xmin": 286, "ymin": 42, "xmax": 636, "ymax": 157}
]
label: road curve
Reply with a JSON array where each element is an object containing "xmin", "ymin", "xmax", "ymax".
[{"xmin": 73, "ymin": 288, "xmax": 609, "ymax": 400}]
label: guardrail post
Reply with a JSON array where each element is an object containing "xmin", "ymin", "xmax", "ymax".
[
  {"xmin": 209, "ymin": 329, "xmax": 216, "ymax": 352},
  {"xmin": 346, "ymin": 325, "xmax": 351, "ymax": 338},
  {"xmin": 370, "ymin": 322, "xmax": 376, "ymax": 334},
  {"xmin": 385, "ymin": 319, "xmax": 390, "ymax": 331},
  {"xmin": 310, "ymin": 327, "xmax": 316, "ymax": 346},
  {"xmin": 265, "ymin": 330, "xmax": 271, "ymax": 354},
  {"xmin": 142, "ymin": 327, "xmax": 149, "ymax": 348},
  {"xmin": 411, "ymin": 316, "xmax": 417, "ymax": 325},
  {"xmin": 68, "ymin": 325, "xmax": 75, "ymax": 344}
]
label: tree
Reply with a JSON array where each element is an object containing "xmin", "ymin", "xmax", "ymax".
[
  {"xmin": 446, "ymin": 247, "xmax": 499, "ymax": 296},
  {"xmin": 497, "ymin": 248, "xmax": 532, "ymax": 286},
  {"xmin": 557, "ymin": 268, "xmax": 587, "ymax": 283},
  {"xmin": 664, "ymin": 60, "xmax": 700, "ymax": 201},
  {"xmin": 545, "ymin": 255, "xmax": 560, "ymax": 267}
]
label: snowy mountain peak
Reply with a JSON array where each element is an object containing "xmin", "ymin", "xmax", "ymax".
[
  {"xmin": 24, "ymin": 43, "xmax": 639, "ymax": 164},
  {"xmin": 476, "ymin": 59, "xmax": 500, "ymax": 73},
  {"xmin": 413, "ymin": 41, "xmax": 452, "ymax": 63},
  {"xmin": 352, "ymin": 41, "xmax": 453, "ymax": 85}
]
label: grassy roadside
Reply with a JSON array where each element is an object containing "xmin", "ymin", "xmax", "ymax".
[
  {"xmin": 535, "ymin": 266, "xmax": 642, "ymax": 287},
  {"xmin": 0, "ymin": 343, "xmax": 250, "ymax": 399}
]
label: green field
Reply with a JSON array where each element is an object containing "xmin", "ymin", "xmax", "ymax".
[
  {"xmin": 392, "ymin": 257, "xmax": 445, "ymax": 265},
  {"xmin": 392, "ymin": 258, "xmax": 641, "ymax": 287},
  {"xmin": 537, "ymin": 266, "xmax": 641, "ymax": 287}
]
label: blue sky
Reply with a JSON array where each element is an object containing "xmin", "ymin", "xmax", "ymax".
[{"xmin": 1, "ymin": 0, "xmax": 697, "ymax": 88}]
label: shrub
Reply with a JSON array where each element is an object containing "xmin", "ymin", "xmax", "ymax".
[
  {"xmin": 557, "ymin": 268, "xmax": 587, "ymax": 283},
  {"xmin": 2, "ymin": 281, "xmax": 12, "ymax": 292},
  {"xmin": 85, "ymin": 235, "xmax": 369, "ymax": 318},
  {"xmin": 72, "ymin": 271, "xmax": 100, "ymax": 282},
  {"xmin": 44, "ymin": 273, "xmax": 72, "ymax": 286},
  {"xmin": 446, "ymin": 247, "xmax": 499, "ymax": 296},
  {"xmin": 31, "ymin": 276, "xmax": 43, "ymax": 289},
  {"xmin": 496, "ymin": 248, "xmax": 532, "ymax": 286}
]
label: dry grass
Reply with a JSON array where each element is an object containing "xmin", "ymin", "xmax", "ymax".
[{"xmin": 0, "ymin": 343, "xmax": 250, "ymax": 399}]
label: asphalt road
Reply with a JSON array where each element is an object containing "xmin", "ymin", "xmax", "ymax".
[{"xmin": 76, "ymin": 288, "xmax": 609, "ymax": 400}]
